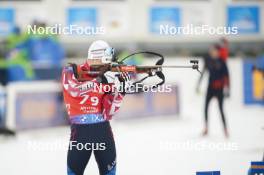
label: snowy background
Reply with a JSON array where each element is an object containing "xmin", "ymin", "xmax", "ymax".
[{"xmin": 0, "ymin": 59, "xmax": 263, "ymax": 175}]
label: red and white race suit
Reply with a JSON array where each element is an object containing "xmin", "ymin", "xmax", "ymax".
[{"xmin": 62, "ymin": 63, "xmax": 124, "ymax": 124}]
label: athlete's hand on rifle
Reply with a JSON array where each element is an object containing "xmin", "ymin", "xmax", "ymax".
[
  {"xmin": 118, "ymin": 72, "xmax": 131, "ymax": 82},
  {"xmin": 116, "ymin": 72, "xmax": 132, "ymax": 94}
]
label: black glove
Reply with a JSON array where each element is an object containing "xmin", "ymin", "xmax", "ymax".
[
  {"xmin": 118, "ymin": 72, "xmax": 131, "ymax": 83},
  {"xmin": 69, "ymin": 63, "xmax": 79, "ymax": 79},
  {"xmin": 117, "ymin": 72, "xmax": 132, "ymax": 94}
]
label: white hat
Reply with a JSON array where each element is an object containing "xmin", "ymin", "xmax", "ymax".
[{"xmin": 87, "ymin": 40, "xmax": 115, "ymax": 63}]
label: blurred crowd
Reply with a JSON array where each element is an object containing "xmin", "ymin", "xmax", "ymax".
[{"xmin": 0, "ymin": 20, "xmax": 65, "ymax": 86}]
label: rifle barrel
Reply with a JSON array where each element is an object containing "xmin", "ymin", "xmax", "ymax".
[
  {"xmin": 137, "ymin": 65, "xmax": 193, "ymax": 68},
  {"xmin": 161, "ymin": 65, "xmax": 193, "ymax": 68}
]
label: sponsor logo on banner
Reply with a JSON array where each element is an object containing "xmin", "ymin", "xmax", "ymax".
[
  {"xmin": 196, "ymin": 171, "xmax": 220, "ymax": 175},
  {"xmin": 249, "ymin": 162, "xmax": 264, "ymax": 175}
]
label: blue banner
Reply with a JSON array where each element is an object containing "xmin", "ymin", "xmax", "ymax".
[
  {"xmin": 150, "ymin": 7, "xmax": 181, "ymax": 34},
  {"xmin": 196, "ymin": 171, "xmax": 220, "ymax": 175},
  {"xmin": 249, "ymin": 161, "xmax": 264, "ymax": 175},
  {"xmin": 227, "ymin": 6, "xmax": 259, "ymax": 34},
  {"xmin": 0, "ymin": 8, "xmax": 14, "ymax": 36},
  {"xmin": 67, "ymin": 7, "xmax": 97, "ymax": 31}
]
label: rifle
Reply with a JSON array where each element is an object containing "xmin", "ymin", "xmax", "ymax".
[{"xmin": 70, "ymin": 51, "xmax": 201, "ymax": 92}]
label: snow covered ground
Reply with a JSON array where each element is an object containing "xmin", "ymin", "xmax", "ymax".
[{"xmin": 0, "ymin": 105, "xmax": 263, "ymax": 175}]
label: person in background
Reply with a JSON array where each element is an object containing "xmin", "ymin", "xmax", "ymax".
[
  {"xmin": 196, "ymin": 44, "xmax": 230, "ymax": 138},
  {"xmin": 0, "ymin": 26, "xmax": 30, "ymax": 136},
  {"xmin": 2, "ymin": 26, "xmax": 35, "ymax": 82}
]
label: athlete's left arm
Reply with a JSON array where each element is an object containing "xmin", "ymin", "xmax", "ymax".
[
  {"xmin": 102, "ymin": 92, "xmax": 124, "ymax": 120},
  {"xmin": 101, "ymin": 72, "xmax": 130, "ymax": 120}
]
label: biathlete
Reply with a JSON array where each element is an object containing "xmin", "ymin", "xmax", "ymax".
[
  {"xmin": 196, "ymin": 44, "xmax": 230, "ymax": 138},
  {"xmin": 62, "ymin": 40, "xmax": 131, "ymax": 175}
]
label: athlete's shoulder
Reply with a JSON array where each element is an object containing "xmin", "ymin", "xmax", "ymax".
[
  {"xmin": 62, "ymin": 63, "xmax": 87, "ymax": 77},
  {"xmin": 64, "ymin": 62, "xmax": 90, "ymax": 76},
  {"xmin": 78, "ymin": 62, "xmax": 90, "ymax": 70}
]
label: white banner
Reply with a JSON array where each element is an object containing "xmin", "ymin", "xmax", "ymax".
[
  {"xmin": 99, "ymin": 5, "xmax": 130, "ymax": 36},
  {"xmin": 182, "ymin": 3, "xmax": 214, "ymax": 28}
]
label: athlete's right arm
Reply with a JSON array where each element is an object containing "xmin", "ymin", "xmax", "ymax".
[
  {"xmin": 62, "ymin": 66, "xmax": 116, "ymax": 97},
  {"xmin": 62, "ymin": 66, "xmax": 92, "ymax": 97}
]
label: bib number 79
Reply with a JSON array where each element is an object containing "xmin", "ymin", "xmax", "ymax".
[{"xmin": 80, "ymin": 95, "xmax": 99, "ymax": 106}]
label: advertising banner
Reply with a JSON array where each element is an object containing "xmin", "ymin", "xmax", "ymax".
[
  {"xmin": 227, "ymin": 6, "xmax": 260, "ymax": 34},
  {"xmin": 67, "ymin": 7, "xmax": 97, "ymax": 35},
  {"xmin": 249, "ymin": 161, "xmax": 264, "ymax": 175},
  {"xmin": 182, "ymin": 4, "xmax": 213, "ymax": 28},
  {"xmin": 99, "ymin": 5, "xmax": 129, "ymax": 36},
  {"xmin": 196, "ymin": 172, "xmax": 220, "ymax": 175},
  {"xmin": 0, "ymin": 8, "xmax": 14, "ymax": 36},
  {"xmin": 150, "ymin": 7, "xmax": 181, "ymax": 34},
  {"xmin": 15, "ymin": 91, "xmax": 67, "ymax": 130},
  {"xmin": 116, "ymin": 85, "xmax": 179, "ymax": 119}
]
